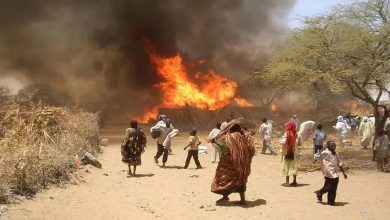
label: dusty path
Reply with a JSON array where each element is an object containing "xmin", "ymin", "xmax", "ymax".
[{"xmin": 2, "ymin": 133, "xmax": 390, "ymax": 220}]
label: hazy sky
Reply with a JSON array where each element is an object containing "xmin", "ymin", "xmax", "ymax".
[{"xmin": 288, "ymin": 0, "xmax": 352, "ymax": 28}]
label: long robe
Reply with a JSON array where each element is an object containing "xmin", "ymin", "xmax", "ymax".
[
  {"xmin": 361, "ymin": 121, "xmax": 374, "ymax": 147},
  {"xmin": 122, "ymin": 128, "xmax": 146, "ymax": 165},
  {"xmin": 374, "ymin": 135, "xmax": 390, "ymax": 159},
  {"xmin": 211, "ymin": 130, "xmax": 254, "ymax": 195},
  {"xmin": 334, "ymin": 121, "xmax": 351, "ymax": 144},
  {"xmin": 358, "ymin": 121, "xmax": 366, "ymax": 136},
  {"xmin": 280, "ymin": 132, "xmax": 303, "ymax": 176}
]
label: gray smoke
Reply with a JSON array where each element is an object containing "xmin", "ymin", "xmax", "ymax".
[{"xmin": 0, "ymin": 0, "xmax": 295, "ymax": 117}]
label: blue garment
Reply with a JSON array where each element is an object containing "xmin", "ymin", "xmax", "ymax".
[{"xmin": 313, "ymin": 130, "xmax": 326, "ymax": 146}]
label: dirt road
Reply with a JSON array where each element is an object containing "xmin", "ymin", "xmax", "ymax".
[{"xmin": 2, "ymin": 133, "xmax": 390, "ymax": 220}]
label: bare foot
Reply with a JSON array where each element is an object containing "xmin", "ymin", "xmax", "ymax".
[{"xmin": 216, "ymin": 197, "xmax": 229, "ymax": 205}]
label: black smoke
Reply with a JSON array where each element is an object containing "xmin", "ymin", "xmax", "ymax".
[{"xmin": 0, "ymin": 0, "xmax": 295, "ymax": 118}]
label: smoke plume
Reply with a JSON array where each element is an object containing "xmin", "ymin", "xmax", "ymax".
[{"xmin": 0, "ymin": 0, "xmax": 295, "ymax": 118}]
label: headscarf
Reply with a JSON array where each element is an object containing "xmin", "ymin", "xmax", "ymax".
[
  {"xmin": 215, "ymin": 119, "xmax": 254, "ymax": 183},
  {"xmin": 285, "ymin": 121, "xmax": 297, "ymax": 160},
  {"xmin": 215, "ymin": 119, "xmax": 244, "ymax": 139}
]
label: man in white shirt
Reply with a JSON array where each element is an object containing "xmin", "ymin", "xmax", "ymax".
[
  {"xmin": 259, "ymin": 118, "xmax": 277, "ymax": 155},
  {"xmin": 208, "ymin": 123, "xmax": 221, "ymax": 163},
  {"xmin": 314, "ymin": 141, "xmax": 347, "ymax": 205},
  {"xmin": 151, "ymin": 118, "xmax": 174, "ymax": 167}
]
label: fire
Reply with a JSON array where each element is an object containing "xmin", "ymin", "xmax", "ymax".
[
  {"xmin": 344, "ymin": 100, "xmax": 372, "ymax": 116},
  {"xmin": 128, "ymin": 107, "xmax": 159, "ymax": 124},
  {"xmin": 346, "ymin": 100, "xmax": 358, "ymax": 112},
  {"xmin": 130, "ymin": 40, "xmax": 253, "ymax": 123},
  {"xmin": 270, "ymin": 103, "xmax": 277, "ymax": 112},
  {"xmin": 234, "ymin": 97, "xmax": 254, "ymax": 107}
]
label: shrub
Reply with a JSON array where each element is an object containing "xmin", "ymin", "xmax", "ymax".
[{"xmin": 0, "ymin": 103, "xmax": 100, "ymax": 195}]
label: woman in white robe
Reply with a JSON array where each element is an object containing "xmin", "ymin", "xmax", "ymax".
[
  {"xmin": 361, "ymin": 118, "xmax": 374, "ymax": 149},
  {"xmin": 333, "ymin": 116, "xmax": 352, "ymax": 146},
  {"xmin": 358, "ymin": 117, "xmax": 368, "ymax": 136}
]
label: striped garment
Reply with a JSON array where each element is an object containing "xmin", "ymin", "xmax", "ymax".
[{"xmin": 211, "ymin": 130, "xmax": 254, "ymax": 195}]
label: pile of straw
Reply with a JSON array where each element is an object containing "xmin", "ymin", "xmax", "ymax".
[{"xmin": 0, "ymin": 103, "xmax": 100, "ymax": 196}]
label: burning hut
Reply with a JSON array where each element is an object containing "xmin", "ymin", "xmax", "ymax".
[{"xmin": 127, "ymin": 41, "xmax": 255, "ymax": 128}]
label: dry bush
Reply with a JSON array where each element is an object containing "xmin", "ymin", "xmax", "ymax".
[{"xmin": 0, "ymin": 103, "xmax": 100, "ymax": 195}]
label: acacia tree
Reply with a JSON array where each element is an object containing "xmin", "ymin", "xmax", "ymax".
[{"xmin": 254, "ymin": 0, "xmax": 390, "ymax": 134}]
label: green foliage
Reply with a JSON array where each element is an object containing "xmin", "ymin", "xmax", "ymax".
[{"xmin": 254, "ymin": 0, "xmax": 389, "ymax": 105}]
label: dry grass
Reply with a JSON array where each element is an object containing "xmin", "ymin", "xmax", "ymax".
[
  {"xmin": 0, "ymin": 103, "xmax": 100, "ymax": 196},
  {"xmin": 299, "ymin": 134, "xmax": 377, "ymax": 172},
  {"xmin": 253, "ymin": 133, "xmax": 378, "ymax": 172},
  {"xmin": 299, "ymin": 146, "xmax": 377, "ymax": 172}
]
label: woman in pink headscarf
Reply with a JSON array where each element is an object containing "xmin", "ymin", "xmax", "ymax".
[
  {"xmin": 210, "ymin": 119, "xmax": 255, "ymax": 205},
  {"xmin": 280, "ymin": 121, "xmax": 302, "ymax": 186}
]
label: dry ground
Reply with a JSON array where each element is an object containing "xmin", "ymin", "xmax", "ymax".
[{"xmin": 2, "ymin": 131, "xmax": 390, "ymax": 220}]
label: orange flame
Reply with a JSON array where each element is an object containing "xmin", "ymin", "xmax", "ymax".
[
  {"xmin": 129, "ymin": 40, "xmax": 253, "ymax": 123},
  {"xmin": 345, "ymin": 101, "xmax": 358, "ymax": 112},
  {"xmin": 344, "ymin": 100, "xmax": 371, "ymax": 116},
  {"xmin": 127, "ymin": 107, "xmax": 159, "ymax": 124},
  {"xmin": 270, "ymin": 103, "xmax": 277, "ymax": 112},
  {"xmin": 234, "ymin": 97, "xmax": 254, "ymax": 107}
]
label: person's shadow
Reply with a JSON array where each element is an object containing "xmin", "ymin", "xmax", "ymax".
[
  {"xmin": 133, "ymin": 173, "xmax": 155, "ymax": 178},
  {"xmin": 281, "ymin": 183, "xmax": 310, "ymax": 187},
  {"xmin": 223, "ymin": 199, "xmax": 267, "ymax": 208},
  {"xmin": 160, "ymin": 165, "xmax": 183, "ymax": 169},
  {"xmin": 319, "ymin": 201, "xmax": 350, "ymax": 206}
]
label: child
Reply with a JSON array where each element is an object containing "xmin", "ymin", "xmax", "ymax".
[
  {"xmin": 374, "ymin": 130, "xmax": 389, "ymax": 172},
  {"xmin": 183, "ymin": 129, "xmax": 202, "ymax": 169},
  {"xmin": 312, "ymin": 124, "xmax": 326, "ymax": 163},
  {"xmin": 314, "ymin": 141, "xmax": 347, "ymax": 205},
  {"xmin": 259, "ymin": 118, "xmax": 278, "ymax": 155}
]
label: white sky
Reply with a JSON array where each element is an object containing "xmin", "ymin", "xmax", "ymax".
[{"xmin": 288, "ymin": 0, "xmax": 353, "ymax": 28}]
